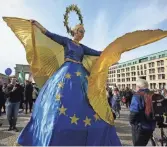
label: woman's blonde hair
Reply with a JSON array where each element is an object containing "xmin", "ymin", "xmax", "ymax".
[{"xmin": 71, "ymin": 24, "xmax": 84, "ymax": 36}]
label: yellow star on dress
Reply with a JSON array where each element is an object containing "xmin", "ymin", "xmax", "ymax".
[
  {"xmin": 70, "ymin": 114, "xmax": 79, "ymax": 125},
  {"xmin": 75, "ymin": 71, "xmax": 82, "ymax": 76},
  {"xmin": 59, "ymin": 105, "xmax": 67, "ymax": 115},
  {"xmin": 58, "ymin": 82, "xmax": 64, "ymax": 88},
  {"xmin": 83, "ymin": 116, "xmax": 91, "ymax": 127},
  {"xmin": 65, "ymin": 73, "xmax": 71, "ymax": 79},
  {"xmin": 55, "ymin": 93, "xmax": 62, "ymax": 101},
  {"xmin": 93, "ymin": 114, "xmax": 100, "ymax": 121}
]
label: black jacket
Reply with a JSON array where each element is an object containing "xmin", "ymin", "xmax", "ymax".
[{"xmin": 6, "ymin": 84, "xmax": 22, "ymax": 103}]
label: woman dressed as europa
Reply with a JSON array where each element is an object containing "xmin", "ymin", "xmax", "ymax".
[{"xmin": 3, "ymin": 4, "xmax": 167, "ymax": 146}]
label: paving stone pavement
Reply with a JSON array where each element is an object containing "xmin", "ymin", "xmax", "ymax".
[{"xmin": 0, "ymin": 107, "xmax": 166, "ymax": 146}]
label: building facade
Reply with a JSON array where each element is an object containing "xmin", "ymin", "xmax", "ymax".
[
  {"xmin": 108, "ymin": 50, "xmax": 167, "ymax": 90},
  {"xmin": 15, "ymin": 64, "xmax": 31, "ymax": 80}
]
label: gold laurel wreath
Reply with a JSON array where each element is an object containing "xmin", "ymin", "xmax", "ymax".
[{"xmin": 63, "ymin": 4, "xmax": 83, "ymax": 36}]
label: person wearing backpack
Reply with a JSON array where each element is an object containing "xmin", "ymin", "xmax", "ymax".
[{"xmin": 129, "ymin": 79, "xmax": 156, "ymax": 146}]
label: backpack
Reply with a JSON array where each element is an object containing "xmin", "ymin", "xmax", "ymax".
[{"xmin": 137, "ymin": 91, "xmax": 167, "ymax": 126}]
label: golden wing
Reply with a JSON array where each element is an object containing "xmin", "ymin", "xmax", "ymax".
[
  {"xmin": 88, "ymin": 29, "xmax": 167, "ymax": 125},
  {"xmin": 3, "ymin": 17, "xmax": 97, "ymax": 88}
]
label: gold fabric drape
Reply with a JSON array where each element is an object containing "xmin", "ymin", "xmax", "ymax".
[
  {"xmin": 3, "ymin": 17, "xmax": 98, "ymax": 88},
  {"xmin": 3, "ymin": 17, "xmax": 167, "ymax": 125}
]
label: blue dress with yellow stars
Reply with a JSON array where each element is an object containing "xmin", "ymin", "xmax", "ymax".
[{"xmin": 17, "ymin": 31, "xmax": 121, "ymax": 146}]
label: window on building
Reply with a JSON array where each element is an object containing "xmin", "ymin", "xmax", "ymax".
[
  {"xmin": 138, "ymin": 71, "xmax": 140, "ymax": 75},
  {"xmin": 121, "ymin": 69, "xmax": 125, "ymax": 72},
  {"xmin": 117, "ymin": 79, "xmax": 120, "ymax": 82},
  {"xmin": 131, "ymin": 72, "xmax": 136, "ymax": 76},
  {"xmin": 144, "ymin": 70, "xmax": 147, "ymax": 75},
  {"xmin": 122, "ymin": 78, "xmax": 125, "ymax": 82},
  {"xmin": 117, "ymin": 69, "xmax": 120, "ymax": 73},
  {"xmin": 149, "ymin": 69, "xmax": 152, "ymax": 74},
  {"xmin": 149, "ymin": 63, "xmax": 151, "ymax": 68},
  {"xmin": 140, "ymin": 65, "xmax": 143, "ymax": 70},
  {"xmin": 153, "ymin": 75, "xmax": 156, "ymax": 80},
  {"xmin": 152, "ymin": 62, "xmax": 155, "ymax": 67},
  {"xmin": 158, "ymin": 67, "xmax": 164, "ymax": 73},
  {"xmin": 150, "ymin": 83, "xmax": 154, "ymax": 89},
  {"xmin": 152, "ymin": 69, "xmax": 155, "ymax": 73},
  {"xmin": 126, "ymin": 73, "xmax": 130, "ymax": 77},
  {"xmin": 126, "ymin": 67, "xmax": 130, "ymax": 72},
  {"xmin": 150, "ymin": 75, "xmax": 153, "ymax": 80},
  {"xmin": 131, "ymin": 66, "xmax": 135, "ymax": 71},
  {"xmin": 126, "ymin": 78, "xmax": 130, "ymax": 82},
  {"xmin": 158, "ymin": 74, "xmax": 165, "ymax": 79},
  {"xmin": 132, "ymin": 84, "xmax": 136, "ymax": 89},
  {"xmin": 127, "ymin": 84, "xmax": 130, "ymax": 88},
  {"xmin": 132, "ymin": 77, "xmax": 136, "ymax": 81},
  {"xmin": 144, "ymin": 64, "xmax": 147, "ymax": 69},
  {"xmin": 162, "ymin": 74, "xmax": 165, "ymax": 79},
  {"xmin": 137, "ymin": 66, "xmax": 139, "ymax": 70},
  {"xmin": 161, "ymin": 60, "xmax": 164, "ymax": 66}
]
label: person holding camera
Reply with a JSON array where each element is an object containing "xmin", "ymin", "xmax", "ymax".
[{"xmin": 5, "ymin": 78, "xmax": 22, "ymax": 132}]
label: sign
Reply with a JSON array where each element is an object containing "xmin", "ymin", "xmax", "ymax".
[{"xmin": 5, "ymin": 68, "xmax": 12, "ymax": 76}]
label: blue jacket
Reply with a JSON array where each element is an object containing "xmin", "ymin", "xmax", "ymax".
[{"xmin": 129, "ymin": 89, "xmax": 156, "ymax": 130}]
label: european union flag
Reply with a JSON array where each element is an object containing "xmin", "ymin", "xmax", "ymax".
[{"xmin": 16, "ymin": 62, "xmax": 121, "ymax": 146}]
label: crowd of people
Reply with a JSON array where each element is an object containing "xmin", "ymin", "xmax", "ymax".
[
  {"xmin": 1, "ymin": 76, "xmax": 167, "ymax": 146},
  {"xmin": 106, "ymin": 78, "xmax": 167, "ymax": 146},
  {"xmin": 0, "ymin": 78, "xmax": 39, "ymax": 132}
]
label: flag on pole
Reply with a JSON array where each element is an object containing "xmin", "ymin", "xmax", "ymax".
[{"xmin": 18, "ymin": 68, "xmax": 25, "ymax": 84}]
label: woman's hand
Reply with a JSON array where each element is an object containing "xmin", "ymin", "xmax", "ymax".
[{"xmin": 30, "ymin": 19, "xmax": 47, "ymax": 34}]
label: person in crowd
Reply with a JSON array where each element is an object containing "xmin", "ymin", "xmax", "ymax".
[
  {"xmin": 0, "ymin": 85, "xmax": 5, "ymax": 116},
  {"xmin": 129, "ymin": 79, "xmax": 155, "ymax": 146},
  {"xmin": 32, "ymin": 83, "xmax": 39, "ymax": 104},
  {"xmin": 2, "ymin": 83, "xmax": 8, "ymax": 113},
  {"xmin": 120, "ymin": 89, "xmax": 126, "ymax": 106},
  {"xmin": 19, "ymin": 83, "xmax": 25, "ymax": 112},
  {"xmin": 24, "ymin": 80, "xmax": 33, "ymax": 114},
  {"xmin": 5, "ymin": 78, "xmax": 22, "ymax": 132},
  {"xmin": 111, "ymin": 87, "xmax": 121, "ymax": 118},
  {"xmin": 125, "ymin": 87, "xmax": 133, "ymax": 108},
  {"xmin": 161, "ymin": 85, "xmax": 167, "ymax": 99},
  {"xmin": 107, "ymin": 87, "xmax": 113, "ymax": 107}
]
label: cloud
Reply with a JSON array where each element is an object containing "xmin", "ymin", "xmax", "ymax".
[
  {"xmin": 111, "ymin": 0, "xmax": 167, "ymax": 40},
  {"xmin": 83, "ymin": 10, "xmax": 110, "ymax": 51},
  {"xmin": 109, "ymin": 0, "xmax": 167, "ymax": 63}
]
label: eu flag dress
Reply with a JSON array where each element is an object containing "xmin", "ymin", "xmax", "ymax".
[{"xmin": 16, "ymin": 31, "xmax": 121, "ymax": 146}]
